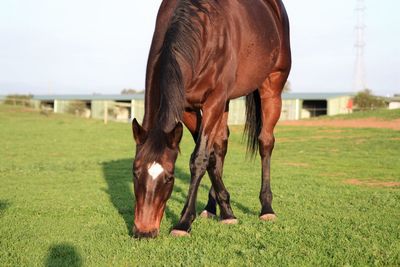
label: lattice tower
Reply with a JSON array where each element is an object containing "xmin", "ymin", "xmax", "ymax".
[{"xmin": 353, "ymin": 0, "xmax": 367, "ymax": 91}]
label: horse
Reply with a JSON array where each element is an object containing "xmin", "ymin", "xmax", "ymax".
[{"xmin": 131, "ymin": 0, "xmax": 291, "ymax": 238}]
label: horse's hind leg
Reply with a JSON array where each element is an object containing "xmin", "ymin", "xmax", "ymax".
[
  {"xmin": 258, "ymin": 70, "xmax": 288, "ymax": 220},
  {"xmin": 200, "ymin": 187, "xmax": 217, "ymax": 218}
]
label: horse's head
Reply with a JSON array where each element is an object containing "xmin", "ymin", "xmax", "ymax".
[{"xmin": 131, "ymin": 119, "xmax": 183, "ymax": 238}]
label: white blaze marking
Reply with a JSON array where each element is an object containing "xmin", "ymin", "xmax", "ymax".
[{"xmin": 148, "ymin": 162, "xmax": 164, "ymax": 180}]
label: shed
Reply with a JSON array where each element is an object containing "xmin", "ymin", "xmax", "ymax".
[
  {"xmin": 213, "ymin": 92, "xmax": 354, "ymax": 124},
  {"xmin": 33, "ymin": 94, "xmax": 145, "ymax": 122},
  {"xmin": 388, "ymin": 95, "xmax": 400, "ymax": 110},
  {"xmin": 29, "ymin": 92, "xmax": 354, "ymax": 124},
  {"xmin": 280, "ymin": 92, "xmax": 354, "ymax": 121}
]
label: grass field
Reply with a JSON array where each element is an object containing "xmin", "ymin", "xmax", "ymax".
[
  {"xmin": 0, "ymin": 105, "xmax": 399, "ymax": 266},
  {"xmin": 323, "ymin": 108, "xmax": 400, "ymax": 120}
]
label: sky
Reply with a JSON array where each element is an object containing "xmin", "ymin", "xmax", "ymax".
[{"xmin": 0, "ymin": 0, "xmax": 399, "ymax": 96}]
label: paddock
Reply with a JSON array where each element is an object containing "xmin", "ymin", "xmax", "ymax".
[{"xmin": 0, "ymin": 104, "xmax": 399, "ymax": 266}]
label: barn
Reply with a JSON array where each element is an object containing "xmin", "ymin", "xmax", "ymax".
[
  {"xmin": 10, "ymin": 92, "xmax": 354, "ymax": 124},
  {"xmin": 280, "ymin": 92, "xmax": 354, "ymax": 120},
  {"xmin": 388, "ymin": 95, "xmax": 400, "ymax": 110},
  {"xmin": 32, "ymin": 94, "xmax": 144, "ymax": 122},
  {"xmin": 228, "ymin": 92, "xmax": 354, "ymax": 124}
]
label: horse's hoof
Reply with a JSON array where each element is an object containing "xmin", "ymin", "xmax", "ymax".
[
  {"xmin": 220, "ymin": 218, "xmax": 238, "ymax": 225},
  {"xmin": 170, "ymin": 229, "xmax": 190, "ymax": 237},
  {"xmin": 199, "ymin": 210, "xmax": 216, "ymax": 219},
  {"xmin": 260, "ymin": 214, "xmax": 277, "ymax": 221}
]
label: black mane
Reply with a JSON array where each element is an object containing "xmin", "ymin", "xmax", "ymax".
[
  {"xmin": 141, "ymin": 1, "xmax": 209, "ymax": 163},
  {"xmin": 155, "ymin": 0, "xmax": 208, "ymax": 131}
]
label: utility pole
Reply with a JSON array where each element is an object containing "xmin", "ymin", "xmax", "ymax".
[{"xmin": 353, "ymin": 0, "xmax": 367, "ymax": 92}]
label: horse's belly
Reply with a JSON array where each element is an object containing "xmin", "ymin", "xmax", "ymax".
[{"xmin": 228, "ymin": 44, "xmax": 280, "ymax": 99}]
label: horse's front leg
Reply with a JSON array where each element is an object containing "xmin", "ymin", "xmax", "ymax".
[
  {"xmin": 202, "ymin": 111, "xmax": 236, "ymax": 223},
  {"xmin": 171, "ymin": 98, "xmax": 227, "ymax": 236},
  {"xmin": 183, "ymin": 110, "xmax": 234, "ymax": 220},
  {"xmin": 183, "ymin": 111, "xmax": 218, "ymax": 218}
]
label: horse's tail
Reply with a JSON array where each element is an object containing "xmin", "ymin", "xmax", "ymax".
[{"xmin": 244, "ymin": 90, "xmax": 262, "ymax": 157}]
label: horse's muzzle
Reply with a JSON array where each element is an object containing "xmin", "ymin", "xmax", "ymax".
[{"xmin": 134, "ymin": 228, "xmax": 159, "ymax": 239}]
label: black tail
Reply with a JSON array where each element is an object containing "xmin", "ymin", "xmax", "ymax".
[{"xmin": 244, "ymin": 91, "xmax": 262, "ymax": 157}]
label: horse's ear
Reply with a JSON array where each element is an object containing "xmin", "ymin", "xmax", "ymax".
[
  {"xmin": 132, "ymin": 119, "xmax": 147, "ymax": 145},
  {"xmin": 167, "ymin": 122, "xmax": 183, "ymax": 149}
]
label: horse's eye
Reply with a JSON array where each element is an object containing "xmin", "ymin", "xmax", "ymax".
[
  {"xmin": 165, "ymin": 176, "xmax": 174, "ymax": 184},
  {"xmin": 133, "ymin": 170, "xmax": 140, "ymax": 179}
]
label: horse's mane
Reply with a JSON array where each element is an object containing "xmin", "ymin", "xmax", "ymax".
[
  {"xmin": 155, "ymin": 0, "xmax": 209, "ymax": 131},
  {"xmin": 141, "ymin": 1, "xmax": 209, "ymax": 163}
]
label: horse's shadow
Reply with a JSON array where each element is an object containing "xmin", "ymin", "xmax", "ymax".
[
  {"xmin": 102, "ymin": 159, "xmax": 135, "ymax": 236},
  {"xmin": 45, "ymin": 243, "xmax": 82, "ymax": 267},
  {"xmin": 102, "ymin": 159, "xmax": 205, "ymax": 235}
]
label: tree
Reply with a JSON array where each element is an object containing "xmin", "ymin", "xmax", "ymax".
[
  {"xmin": 121, "ymin": 89, "xmax": 139, "ymax": 95},
  {"xmin": 353, "ymin": 89, "xmax": 387, "ymax": 110}
]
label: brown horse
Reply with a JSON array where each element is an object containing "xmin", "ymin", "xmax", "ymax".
[{"xmin": 132, "ymin": 0, "xmax": 291, "ymax": 238}]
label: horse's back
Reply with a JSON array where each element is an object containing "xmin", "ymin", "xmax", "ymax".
[{"xmin": 223, "ymin": 0, "xmax": 291, "ymax": 96}]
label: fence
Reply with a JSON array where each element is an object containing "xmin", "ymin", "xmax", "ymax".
[{"xmin": 3, "ymin": 97, "xmax": 34, "ymax": 107}]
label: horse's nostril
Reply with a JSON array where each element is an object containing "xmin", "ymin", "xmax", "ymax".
[{"xmin": 134, "ymin": 229, "xmax": 159, "ymax": 239}]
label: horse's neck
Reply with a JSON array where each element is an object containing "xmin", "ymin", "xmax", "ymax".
[
  {"xmin": 142, "ymin": 87, "xmax": 158, "ymax": 130},
  {"xmin": 142, "ymin": 85, "xmax": 178, "ymax": 133}
]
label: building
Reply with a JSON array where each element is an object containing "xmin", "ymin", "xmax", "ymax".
[
  {"xmin": 228, "ymin": 92, "xmax": 353, "ymax": 123},
  {"xmin": 3, "ymin": 92, "xmax": 354, "ymax": 124},
  {"xmin": 280, "ymin": 92, "xmax": 354, "ymax": 120},
  {"xmin": 388, "ymin": 95, "xmax": 400, "ymax": 110},
  {"xmin": 32, "ymin": 94, "xmax": 144, "ymax": 122}
]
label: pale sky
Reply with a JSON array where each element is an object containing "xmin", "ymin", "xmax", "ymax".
[{"xmin": 0, "ymin": 0, "xmax": 399, "ymax": 96}]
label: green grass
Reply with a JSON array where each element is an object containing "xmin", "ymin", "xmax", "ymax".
[
  {"xmin": 321, "ymin": 108, "xmax": 400, "ymax": 120},
  {"xmin": 0, "ymin": 105, "xmax": 399, "ymax": 266}
]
